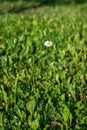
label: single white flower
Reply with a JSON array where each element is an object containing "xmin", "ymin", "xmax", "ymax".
[{"xmin": 44, "ymin": 41, "xmax": 53, "ymax": 47}]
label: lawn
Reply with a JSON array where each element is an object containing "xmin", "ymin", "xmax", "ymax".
[{"xmin": 0, "ymin": 1, "xmax": 87, "ymax": 130}]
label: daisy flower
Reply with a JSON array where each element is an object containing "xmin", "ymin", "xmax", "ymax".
[{"xmin": 44, "ymin": 41, "xmax": 53, "ymax": 47}]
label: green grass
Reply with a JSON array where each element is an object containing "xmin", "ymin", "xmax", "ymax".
[{"xmin": 0, "ymin": 1, "xmax": 87, "ymax": 130}]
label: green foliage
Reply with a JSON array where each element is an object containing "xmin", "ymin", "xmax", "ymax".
[
  {"xmin": 0, "ymin": 2, "xmax": 87, "ymax": 130},
  {"xmin": 26, "ymin": 98, "xmax": 36, "ymax": 115}
]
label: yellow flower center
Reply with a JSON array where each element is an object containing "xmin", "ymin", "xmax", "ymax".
[{"xmin": 47, "ymin": 42, "xmax": 51, "ymax": 45}]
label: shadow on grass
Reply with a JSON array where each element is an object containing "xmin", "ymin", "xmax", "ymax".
[
  {"xmin": 0, "ymin": 0, "xmax": 44, "ymax": 14},
  {"xmin": 0, "ymin": 0, "xmax": 87, "ymax": 14},
  {"xmin": 8, "ymin": 3, "xmax": 43, "ymax": 14}
]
